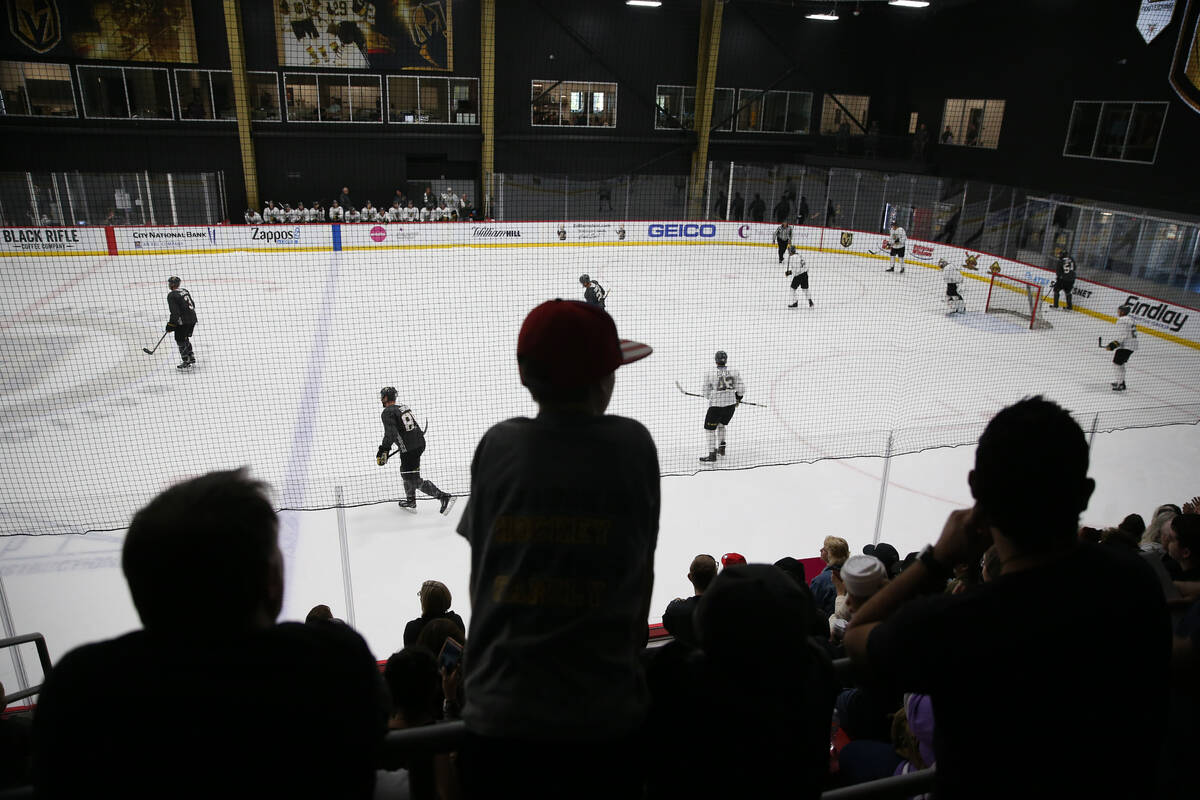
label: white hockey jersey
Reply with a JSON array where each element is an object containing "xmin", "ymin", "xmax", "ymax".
[
  {"xmin": 309, "ymin": 207, "xmax": 325, "ymax": 222},
  {"xmin": 702, "ymin": 366, "xmax": 746, "ymax": 408},
  {"xmin": 419, "ymin": 207, "xmax": 431, "ymax": 222},
  {"xmin": 361, "ymin": 206, "xmax": 379, "ymax": 222},
  {"xmin": 789, "ymin": 253, "xmax": 808, "ymax": 274},
  {"xmin": 285, "ymin": 208, "xmax": 302, "ymax": 223},
  {"xmin": 328, "ymin": 205, "xmax": 344, "ymax": 221},
  {"xmin": 1115, "ymin": 316, "xmax": 1139, "ymax": 352},
  {"xmin": 889, "ymin": 227, "xmax": 907, "ymax": 249},
  {"xmin": 345, "ymin": 208, "xmax": 362, "ymax": 223},
  {"xmin": 402, "ymin": 206, "xmax": 419, "ymax": 221},
  {"xmin": 245, "ymin": 211, "xmax": 262, "ymax": 224},
  {"xmin": 943, "ymin": 264, "xmax": 961, "ymax": 284}
]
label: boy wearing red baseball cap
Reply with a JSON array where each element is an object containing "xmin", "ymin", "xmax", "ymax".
[{"xmin": 456, "ymin": 299, "xmax": 657, "ymax": 796}]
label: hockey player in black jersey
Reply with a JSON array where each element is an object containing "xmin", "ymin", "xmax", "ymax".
[
  {"xmin": 580, "ymin": 274, "xmax": 607, "ymax": 309},
  {"xmin": 165, "ymin": 276, "xmax": 197, "ymax": 370},
  {"xmin": 376, "ymin": 387, "xmax": 455, "ymax": 515},
  {"xmin": 1053, "ymin": 250, "xmax": 1077, "ymax": 310}
]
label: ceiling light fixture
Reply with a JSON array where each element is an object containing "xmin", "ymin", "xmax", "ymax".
[
  {"xmin": 888, "ymin": 1, "xmax": 931, "ymax": 8},
  {"xmin": 626, "ymin": 0, "xmax": 663, "ymax": 7},
  {"xmin": 806, "ymin": 4, "xmax": 839, "ymax": 21}
]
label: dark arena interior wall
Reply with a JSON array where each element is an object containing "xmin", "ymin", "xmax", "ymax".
[{"xmin": 1, "ymin": 0, "xmax": 1197, "ymax": 216}]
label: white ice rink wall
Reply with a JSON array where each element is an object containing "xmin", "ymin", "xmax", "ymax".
[{"xmin": 2, "ymin": 219, "xmax": 1199, "ymax": 538}]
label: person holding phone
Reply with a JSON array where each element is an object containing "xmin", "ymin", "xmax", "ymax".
[{"xmin": 843, "ymin": 397, "xmax": 1170, "ymax": 799}]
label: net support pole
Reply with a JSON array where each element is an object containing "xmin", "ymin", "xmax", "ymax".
[
  {"xmin": 480, "ymin": 0, "xmax": 495, "ymax": 220},
  {"xmin": 335, "ymin": 485, "xmax": 356, "ymax": 628},
  {"xmin": 704, "ymin": 160, "xmax": 712, "ymax": 220},
  {"xmin": 686, "ymin": 0, "xmax": 724, "ymax": 220},
  {"xmin": 725, "ymin": 161, "xmax": 734, "ymax": 220},
  {"xmin": 1088, "ymin": 413, "xmax": 1099, "ymax": 450},
  {"xmin": 0, "ymin": 573, "xmax": 31, "ymax": 702},
  {"xmin": 223, "ymin": 0, "xmax": 260, "ymax": 211},
  {"xmin": 872, "ymin": 431, "xmax": 895, "ymax": 546}
]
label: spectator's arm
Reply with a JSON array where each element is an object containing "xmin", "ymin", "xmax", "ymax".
[{"xmin": 1175, "ymin": 581, "xmax": 1200, "ymax": 601}]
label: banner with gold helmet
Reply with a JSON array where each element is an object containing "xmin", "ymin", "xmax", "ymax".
[
  {"xmin": 275, "ymin": 0, "xmax": 453, "ymax": 71},
  {"xmin": 1171, "ymin": 0, "xmax": 1200, "ymax": 113}
]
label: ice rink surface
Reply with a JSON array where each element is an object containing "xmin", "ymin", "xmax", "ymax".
[{"xmin": 2, "ymin": 242, "xmax": 1199, "ymax": 676}]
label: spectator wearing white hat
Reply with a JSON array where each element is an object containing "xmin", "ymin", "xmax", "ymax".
[{"xmin": 830, "ymin": 554, "xmax": 888, "ymax": 643}]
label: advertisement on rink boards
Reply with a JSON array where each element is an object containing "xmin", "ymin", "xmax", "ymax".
[
  {"xmin": 110, "ymin": 225, "xmax": 333, "ymax": 254},
  {"xmin": 0, "ymin": 226, "xmax": 108, "ymax": 255}
]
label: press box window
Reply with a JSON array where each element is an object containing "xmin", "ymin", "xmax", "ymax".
[
  {"xmin": 655, "ymin": 85, "xmax": 734, "ymax": 131},
  {"xmin": 736, "ymin": 89, "xmax": 812, "ymax": 133},
  {"xmin": 531, "ymin": 80, "xmax": 616, "ymax": 127},
  {"xmin": 940, "ymin": 98, "xmax": 1004, "ymax": 149},
  {"xmin": 1063, "ymin": 100, "xmax": 1167, "ymax": 164},
  {"xmin": 0, "ymin": 62, "xmax": 76, "ymax": 117},
  {"xmin": 819, "ymin": 94, "xmax": 871, "ymax": 134}
]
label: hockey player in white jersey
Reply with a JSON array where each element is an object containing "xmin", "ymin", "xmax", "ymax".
[
  {"xmin": 884, "ymin": 222, "xmax": 907, "ymax": 273},
  {"xmin": 937, "ymin": 257, "xmax": 977, "ymax": 313},
  {"xmin": 1105, "ymin": 304, "xmax": 1139, "ymax": 392},
  {"xmin": 402, "ymin": 201, "xmax": 419, "ymax": 221},
  {"xmin": 345, "ymin": 206, "xmax": 362, "ymax": 223},
  {"xmin": 419, "ymin": 205, "xmax": 431, "ymax": 222},
  {"xmin": 244, "ymin": 208, "xmax": 263, "ymax": 224},
  {"xmin": 361, "ymin": 202, "xmax": 379, "ymax": 222},
  {"xmin": 310, "ymin": 201, "xmax": 326, "ymax": 222},
  {"xmin": 261, "ymin": 201, "xmax": 279, "ymax": 222},
  {"xmin": 285, "ymin": 204, "xmax": 302, "ymax": 224},
  {"xmin": 699, "ymin": 350, "xmax": 746, "ymax": 463},
  {"xmin": 785, "ymin": 245, "xmax": 813, "ymax": 308},
  {"xmin": 328, "ymin": 201, "xmax": 344, "ymax": 222}
]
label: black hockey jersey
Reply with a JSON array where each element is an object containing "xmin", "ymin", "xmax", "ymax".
[
  {"xmin": 167, "ymin": 289, "xmax": 197, "ymax": 326},
  {"xmin": 1057, "ymin": 256, "xmax": 1076, "ymax": 281},
  {"xmin": 584, "ymin": 282, "xmax": 607, "ymax": 308},
  {"xmin": 380, "ymin": 404, "xmax": 425, "ymax": 454}
]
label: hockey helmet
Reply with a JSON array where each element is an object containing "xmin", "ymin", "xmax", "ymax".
[
  {"xmin": 1059, "ymin": 250, "xmax": 1071, "ymax": 260},
  {"xmin": 380, "ymin": 386, "xmax": 397, "ymax": 402},
  {"xmin": 167, "ymin": 276, "xmax": 181, "ymax": 288},
  {"xmin": 788, "ymin": 244, "xmax": 797, "ymax": 255},
  {"xmin": 715, "ymin": 350, "xmax": 728, "ymax": 367},
  {"xmin": 579, "ymin": 274, "xmax": 591, "ymax": 285},
  {"xmin": 937, "ymin": 258, "xmax": 948, "ymax": 268}
]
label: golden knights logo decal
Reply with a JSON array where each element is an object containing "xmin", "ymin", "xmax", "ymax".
[
  {"xmin": 964, "ymin": 253, "xmax": 980, "ymax": 271},
  {"xmin": 840, "ymin": 231, "xmax": 853, "ymax": 248},
  {"xmin": 8, "ymin": 0, "xmax": 60, "ymax": 54}
]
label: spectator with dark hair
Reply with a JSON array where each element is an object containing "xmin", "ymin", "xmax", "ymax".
[
  {"xmin": 377, "ymin": 647, "xmax": 456, "ymax": 800},
  {"xmin": 811, "ymin": 535, "xmax": 850, "ymax": 618},
  {"xmin": 305, "ymin": 603, "xmax": 335, "ymax": 624},
  {"xmin": 662, "ymin": 554, "xmax": 718, "ymax": 647},
  {"xmin": 864, "ymin": 542, "xmax": 900, "ymax": 578},
  {"xmin": 776, "ymin": 556, "xmax": 831, "ymax": 639},
  {"xmin": 403, "ymin": 580, "xmax": 466, "ymax": 648},
  {"xmin": 339, "ymin": 186, "xmax": 352, "ymax": 209},
  {"xmin": 32, "ymin": 469, "xmax": 388, "ymax": 798},
  {"xmin": 1169, "ymin": 514, "xmax": 1200, "ymax": 581},
  {"xmin": 844, "ymin": 397, "xmax": 1170, "ymax": 799},
  {"xmin": 647, "ymin": 565, "xmax": 836, "ymax": 798},
  {"xmin": 455, "ymin": 299, "xmax": 657, "ymax": 799}
]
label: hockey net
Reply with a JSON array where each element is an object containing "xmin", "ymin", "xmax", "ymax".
[{"xmin": 984, "ymin": 272, "xmax": 1052, "ymax": 329}]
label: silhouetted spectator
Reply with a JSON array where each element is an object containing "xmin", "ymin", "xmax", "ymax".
[
  {"xmin": 826, "ymin": 199, "xmax": 838, "ymax": 227},
  {"xmin": 796, "ymin": 194, "xmax": 810, "ymax": 224},
  {"xmin": 338, "ymin": 186, "xmax": 353, "ymax": 210},
  {"xmin": 662, "ymin": 554, "xmax": 718, "ymax": 647},
  {"xmin": 864, "ymin": 121, "xmax": 881, "ymax": 158},
  {"xmin": 403, "ymin": 580, "xmax": 466, "ymax": 648},
  {"xmin": 0, "ymin": 681, "xmax": 31, "ymax": 790},
  {"xmin": 731, "ymin": 191, "xmax": 745, "ymax": 220},
  {"xmin": 32, "ymin": 469, "xmax": 388, "ymax": 798},
  {"xmin": 456, "ymin": 300, "xmax": 657, "ymax": 799},
  {"xmin": 844, "ymin": 397, "xmax": 1171, "ymax": 799},
  {"xmin": 773, "ymin": 193, "xmax": 792, "ymax": 223},
  {"xmin": 912, "ymin": 122, "xmax": 930, "ymax": 161},
  {"xmin": 941, "ymin": 126, "xmax": 953, "ymax": 144},
  {"xmin": 647, "ymin": 565, "xmax": 836, "ymax": 798},
  {"xmin": 748, "ymin": 193, "xmax": 766, "ymax": 222}
]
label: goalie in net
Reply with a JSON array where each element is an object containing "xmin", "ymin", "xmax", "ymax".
[{"xmin": 984, "ymin": 269, "xmax": 1053, "ymax": 329}]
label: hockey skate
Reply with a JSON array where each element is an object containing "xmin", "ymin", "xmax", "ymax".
[
  {"xmin": 176, "ymin": 360, "xmax": 193, "ymax": 370},
  {"xmin": 699, "ymin": 451, "xmax": 718, "ymax": 463},
  {"xmin": 717, "ymin": 443, "xmax": 726, "ymax": 457},
  {"xmin": 1111, "ymin": 382, "xmax": 1127, "ymax": 392},
  {"xmin": 788, "ymin": 301, "xmax": 799, "ymax": 308},
  {"xmin": 899, "ymin": 267, "xmax": 905, "ymax": 273},
  {"xmin": 884, "ymin": 267, "xmax": 895, "ymax": 272},
  {"xmin": 808, "ymin": 299, "xmax": 814, "ymax": 307},
  {"xmin": 398, "ymin": 498, "xmax": 418, "ymax": 513},
  {"xmin": 438, "ymin": 494, "xmax": 457, "ymax": 516}
]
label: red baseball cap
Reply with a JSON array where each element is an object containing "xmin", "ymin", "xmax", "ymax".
[
  {"xmin": 517, "ymin": 299, "xmax": 652, "ymax": 388},
  {"xmin": 721, "ymin": 553, "xmax": 747, "ymax": 568}
]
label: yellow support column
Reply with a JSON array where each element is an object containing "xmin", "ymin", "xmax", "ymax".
[
  {"xmin": 223, "ymin": 0, "xmax": 259, "ymax": 212},
  {"xmin": 481, "ymin": 0, "xmax": 496, "ymax": 217},
  {"xmin": 687, "ymin": 0, "xmax": 723, "ymax": 219}
]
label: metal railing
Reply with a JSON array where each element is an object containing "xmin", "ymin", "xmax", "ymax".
[{"xmin": 0, "ymin": 632, "xmax": 52, "ymax": 708}]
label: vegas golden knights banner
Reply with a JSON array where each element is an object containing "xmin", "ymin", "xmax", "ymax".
[
  {"xmin": 4, "ymin": 0, "xmax": 196, "ymax": 61},
  {"xmin": 1170, "ymin": 0, "xmax": 1200, "ymax": 113},
  {"xmin": 276, "ymin": 0, "xmax": 453, "ymax": 71},
  {"xmin": 1138, "ymin": 0, "xmax": 1176, "ymax": 43}
]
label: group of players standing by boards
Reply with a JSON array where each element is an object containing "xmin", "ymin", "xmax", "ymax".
[{"xmin": 151, "ymin": 224, "xmax": 1142, "ymax": 513}]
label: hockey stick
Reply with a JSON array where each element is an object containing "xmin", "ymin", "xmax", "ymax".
[
  {"xmin": 675, "ymin": 381, "xmax": 767, "ymax": 408},
  {"xmin": 142, "ymin": 331, "xmax": 170, "ymax": 355}
]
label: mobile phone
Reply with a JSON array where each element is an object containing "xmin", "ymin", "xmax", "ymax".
[{"xmin": 438, "ymin": 637, "xmax": 464, "ymax": 672}]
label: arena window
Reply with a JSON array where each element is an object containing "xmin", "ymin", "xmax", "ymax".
[
  {"xmin": 735, "ymin": 89, "xmax": 812, "ymax": 133},
  {"xmin": 654, "ymin": 85, "xmax": 734, "ymax": 131},
  {"xmin": 819, "ymin": 93, "xmax": 871, "ymax": 134},
  {"xmin": 0, "ymin": 61, "xmax": 76, "ymax": 117},
  {"xmin": 940, "ymin": 98, "xmax": 1005, "ymax": 149},
  {"xmin": 175, "ymin": 70, "xmax": 236, "ymax": 121},
  {"xmin": 1063, "ymin": 100, "xmax": 1168, "ymax": 164},
  {"xmin": 285, "ymin": 73, "xmax": 380, "ymax": 123},
  {"xmin": 78, "ymin": 65, "xmax": 172, "ymax": 120},
  {"xmin": 249, "ymin": 72, "xmax": 281, "ymax": 121},
  {"xmin": 386, "ymin": 76, "xmax": 478, "ymax": 124},
  {"xmin": 530, "ymin": 80, "xmax": 617, "ymax": 128}
]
